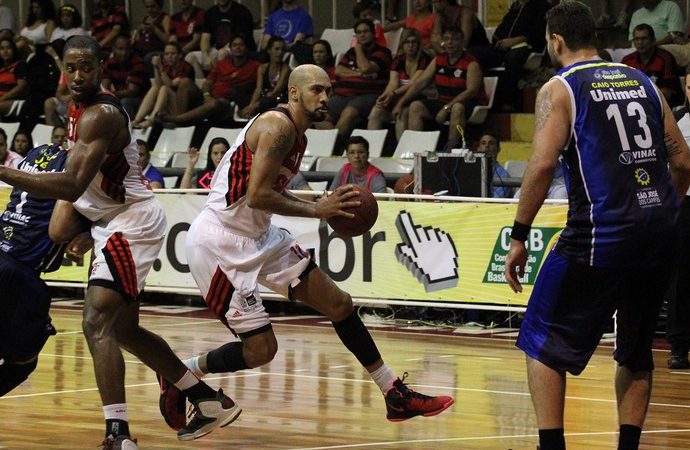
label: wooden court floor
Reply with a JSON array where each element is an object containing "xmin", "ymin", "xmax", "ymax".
[{"xmin": 2, "ymin": 300, "xmax": 690, "ymax": 449}]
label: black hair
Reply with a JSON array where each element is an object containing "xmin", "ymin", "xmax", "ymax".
[
  {"xmin": 312, "ymin": 39, "xmax": 335, "ymax": 66},
  {"xmin": 10, "ymin": 129, "xmax": 33, "ymax": 154},
  {"xmin": 0, "ymin": 128, "xmax": 6, "ymax": 141},
  {"xmin": 0, "ymin": 37, "xmax": 20, "ymax": 66},
  {"xmin": 546, "ymin": 1, "xmax": 596, "ymax": 52},
  {"xmin": 346, "ymin": 135, "xmax": 370, "ymax": 153},
  {"xmin": 266, "ymin": 35, "xmax": 286, "ymax": 51},
  {"xmin": 353, "ymin": 0, "xmax": 380, "ymax": 19},
  {"xmin": 207, "ymin": 137, "xmax": 230, "ymax": 170},
  {"xmin": 27, "ymin": 0, "xmax": 57, "ymax": 27},
  {"xmin": 57, "ymin": 4, "xmax": 83, "ymax": 29},
  {"xmin": 353, "ymin": 18, "xmax": 375, "ymax": 34},
  {"xmin": 64, "ymin": 35, "xmax": 101, "ymax": 59},
  {"xmin": 632, "ymin": 23, "xmax": 656, "ymax": 41}
]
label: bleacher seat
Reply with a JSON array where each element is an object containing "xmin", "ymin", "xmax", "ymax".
[
  {"xmin": 31, "ymin": 123, "xmax": 53, "ymax": 146},
  {"xmin": 504, "ymin": 160, "xmax": 528, "ymax": 178},
  {"xmin": 370, "ymin": 157, "xmax": 414, "ymax": 174},
  {"xmin": 132, "ymin": 127, "xmax": 152, "ymax": 143},
  {"xmin": 0, "ymin": 122, "xmax": 20, "ymax": 142},
  {"xmin": 467, "ymin": 76, "xmax": 499, "ymax": 125},
  {"xmin": 315, "ymin": 156, "xmax": 346, "ymax": 172},
  {"xmin": 392, "ymin": 130, "xmax": 440, "ymax": 159},
  {"xmin": 321, "ymin": 28, "xmax": 354, "ymax": 56},
  {"xmin": 350, "ymin": 129, "xmax": 388, "ymax": 157},
  {"xmin": 151, "ymin": 126, "xmax": 195, "ymax": 167},
  {"xmin": 309, "ymin": 181, "xmax": 328, "ymax": 192},
  {"xmin": 253, "ymin": 28, "xmax": 264, "ymax": 49},
  {"xmin": 302, "ymin": 128, "xmax": 339, "ymax": 171}
]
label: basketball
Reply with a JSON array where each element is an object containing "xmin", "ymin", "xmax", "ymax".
[{"xmin": 327, "ymin": 185, "xmax": 379, "ymax": 237}]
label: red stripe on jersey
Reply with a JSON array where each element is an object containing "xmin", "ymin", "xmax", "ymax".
[
  {"xmin": 100, "ymin": 150, "xmax": 130, "ymax": 203},
  {"xmin": 206, "ymin": 266, "xmax": 234, "ymax": 318},
  {"xmin": 104, "ymin": 232, "xmax": 138, "ymax": 300},
  {"xmin": 225, "ymin": 142, "xmax": 253, "ymax": 207}
]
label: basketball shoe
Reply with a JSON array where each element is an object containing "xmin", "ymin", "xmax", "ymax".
[
  {"xmin": 177, "ymin": 389, "xmax": 242, "ymax": 441},
  {"xmin": 157, "ymin": 373, "xmax": 187, "ymax": 430},
  {"xmin": 384, "ymin": 373, "xmax": 454, "ymax": 422},
  {"xmin": 99, "ymin": 434, "xmax": 138, "ymax": 450}
]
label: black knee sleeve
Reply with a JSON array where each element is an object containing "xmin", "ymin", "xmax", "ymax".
[
  {"xmin": 332, "ymin": 310, "xmax": 381, "ymax": 367},
  {"xmin": 206, "ymin": 342, "xmax": 250, "ymax": 373},
  {"xmin": 0, "ymin": 359, "xmax": 38, "ymax": 397}
]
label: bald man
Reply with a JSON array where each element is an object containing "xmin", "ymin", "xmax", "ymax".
[{"xmin": 158, "ymin": 64, "xmax": 454, "ymax": 427}]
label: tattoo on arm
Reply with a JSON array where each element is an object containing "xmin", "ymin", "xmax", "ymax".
[
  {"xmin": 266, "ymin": 133, "xmax": 290, "ymax": 159},
  {"xmin": 534, "ymin": 85, "xmax": 553, "ymax": 133},
  {"xmin": 664, "ymin": 132, "xmax": 682, "ymax": 157}
]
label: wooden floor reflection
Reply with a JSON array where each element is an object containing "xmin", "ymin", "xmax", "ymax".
[{"xmin": 2, "ymin": 304, "xmax": 690, "ymax": 449}]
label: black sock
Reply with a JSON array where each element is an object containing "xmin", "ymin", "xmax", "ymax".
[
  {"xmin": 538, "ymin": 428, "xmax": 565, "ymax": 450},
  {"xmin": 183, "ymin": 380, "xmax": 217, "ymax": 402},
  {"xmin": 105, "ymin": 419, "xmax": 129, "ymax": 438},
  {"xmin": 618, "ymin": 424, "xmax": 641, "ymax": 450},
  {"xmin": 207, "ymin": 342, "xmax": 250, "ymax": 373},
  {"xmin": 332, "ymin": 310, "xmax": 381, "ymax": 367}
]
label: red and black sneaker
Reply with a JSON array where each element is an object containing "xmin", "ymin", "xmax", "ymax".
[
  {"xmin": 157, "ymin": 373, "xmax": 187, "ymax": 431},
  {"xmin": 384, "ymin": 372, "xmax": 454, "ymax": 422}
]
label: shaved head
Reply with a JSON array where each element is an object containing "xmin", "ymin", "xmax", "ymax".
[{"xmin": 288, "ymin": 64, "xmax": 329, "ymax": 90}]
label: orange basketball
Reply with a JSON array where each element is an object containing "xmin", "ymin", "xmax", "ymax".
[{"xmin": 327, "ymin": 185, "xmax": 379, "ymax": 237}]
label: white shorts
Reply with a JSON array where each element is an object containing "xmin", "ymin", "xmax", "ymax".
[
  {"xmin": 186, "ymin": 211, "xmax": 312, "ymax": 336},
  {"xmin": 89, "ymin": 199, "xmax": 166, "ymax": 301}
]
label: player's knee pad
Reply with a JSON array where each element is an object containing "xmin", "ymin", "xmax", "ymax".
[{"xmin": 0, "ymin": 358, "xmax": 38, "ymax": 397}]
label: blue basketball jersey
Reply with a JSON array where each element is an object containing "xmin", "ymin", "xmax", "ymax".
[
  {"xmin": 0, "ymin": 144, "xmax": 68, "ymax": 272},
  {"xmin": 552, "ymin": 60, "xmax": 679, "ymax": 267}
]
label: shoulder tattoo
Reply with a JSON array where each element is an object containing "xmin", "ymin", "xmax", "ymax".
[
  {"xmin": 534, "ymin": 84, "xmax": 553, "ymax": 133},
  {"xmin": 267, "ymin": 132, "xmax": 291, "ymax": 159}
]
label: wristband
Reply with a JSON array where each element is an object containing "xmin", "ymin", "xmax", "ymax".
[{"xmin": 510, "ymin": 220, "xmax": 531, "ymax": 242}]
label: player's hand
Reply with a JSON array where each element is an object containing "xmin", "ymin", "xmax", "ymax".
[
  {"xmin": 505, "ymin": 239, "xmax": 528, "ymax": 293},
  {"xmin": 65, "ymin": 231, "xmax": 94, "ymax": 263},
  {"xmin": 395, "ymin": 211, "xmax": 458, "ymax": 292},
  {"xmin": 315, "ymin": 184, "xmax": 360, "ymax": 219},
  {"xmin": 187, "ymin": 147, "xmax": 200, "ymax": 168}
]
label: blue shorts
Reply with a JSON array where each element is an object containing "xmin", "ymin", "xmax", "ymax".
[
  {"xmin": 0, "ymin": 251, "xmax": 54, "ymax": 362},
  {"xmin": 516, "ymin": 251, "xmax": 672, "ymax": 375}
]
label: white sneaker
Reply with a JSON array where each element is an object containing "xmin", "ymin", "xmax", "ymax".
[
  {"xmin": 177, "ymin": 389, "xmax": 242, "ymax": 441},
  {"xmin": 100, "ymin": 435, "xmax": 138, "ymax": 450}
]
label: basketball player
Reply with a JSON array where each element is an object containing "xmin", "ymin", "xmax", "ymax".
[
  {"xmin": 0, "ymin": 36, "xmax": 239, "ymax": 449},
  {"xmin": 0, "ymin": 143, "xmax": 87, "ymax": 397},
  {"xmin": 504, "ymin": 3, "xmax": 690, "ymax": 450},
  {"xmin": 157, "ymin": 64, "xmax": 454, "ymax": 429}
]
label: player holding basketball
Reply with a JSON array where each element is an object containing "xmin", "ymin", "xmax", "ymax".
[
  {"xmin": 158, "ymin": 64, "xmax": 454, "ymax": 429},
  {"xmin": 0, "ymin": 36, "xmax": 239, "ymax": 449},
  {"xmin": 505, "ymin": 3, "xmax": 690, "ymax": 450}
]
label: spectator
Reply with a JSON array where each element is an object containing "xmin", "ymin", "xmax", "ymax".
[
  {"xmin": 102, "ymin": 34, "xmax": 149, "ymax": 118},
  {"xmin": 260, "ymin": 0, "xmax": 313, "ymax": 52},
  {"xmin": 474, "ymin": 132, "xmax": 512, "ymax": 198},
  {"xmin": 16, "ymin": 0, "xmax": 57, "ymax": 52},
  {"xmin": 368, "ymin": 27, "xmax": 431, "ymax": 140},
  {"xmin": 622, "ymin": 23, "xmax": 682, "ymax": 106},
  {"xmin": 159, "ymin": 33, "xmax": 260, "ymax": 127},
  {"xmin": 351, "ymin": 0, "xmax": 387, "ymax": 48},
  {"xmin": 43, "ymin": 71, "xmax": 69, "ymax": 126},
  {"xmin": 50, "ymin": 125, "xmax": 65, "ymax": 146},
  {"xmin": 312, "ymin": 39, "xmax": 336, "ymax": 83},
  {"xmin": 430, "ymin": 0, "xmax": 488, "ymax": 53},
  {"xmin": 136, "ymin": 139, "xmax": 164, "ymax": 189},
  {"xmin": 186, "ymin": 0, "xmax": 254, "ymax": 78},
  {"xmin": 384, "ymin": 0, "xmax": 435, "ymax": 50},
  {"xmin": 469, "ymin": 0, "xmax": 551, "ymax": 112},
  {"xmin": 0, "ymin": 127, "xmax": 21, "ymax": 168},
  {"xmin": 10, "ymin": 129, "xmax": 32, "ymax": 156},
  {"xmin": 242, "ymin": 36, "xmax": 290, "ymax": 118},
  {"xmin": 132, "ymin": 41, "xmax": 194, "ymax": 129},
  {"xmin": 629, "ymin": 0, "xmax": 684, "ymax": 45},
  {"xmin": 330, "ymin": 136, "xmax": 386, "ymax": 193},
  {"xmin": 0, "ymin": 37, "xmax": 28, "ymax": 120},
  {"xmin": 132, "ymin": 0, "xmax": 170, "ymax": 65},
  {"xmin": 321, "ymin": 19, "xmax": 392, "ymax": 153},
  {"xmin": 50, "ymin": 4, "xmax": 86, "ymax": 42},
  {"xmin": 394, "ymin": 27, "xmax": 485, "ymax": 149},
  {"xmin": 169, "ymin": 0, "xmax": 205, "ymax": 55},
  {"xmin": 89, "ymin": 0, "xmax": 129, "ymax": 55},
  {"xmin": 179, "ymin": 137, "xmax": 230, "ymax": 189}
]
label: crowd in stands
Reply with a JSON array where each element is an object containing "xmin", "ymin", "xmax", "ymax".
[{"xmin": 1, "ymin": 0, "xmax": 690, "ymax": 198}]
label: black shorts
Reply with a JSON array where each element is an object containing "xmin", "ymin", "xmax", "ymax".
[
  {"xmin": 416, "ymin": 98, "xmax": 478, "ymax": 120},
  {"xmin": 516, "ymin": 251, "xmax": 673, "ymax": 375},
  {"xmin": 327, "ymin": 94, "xmax": 378, "ymax": 122},
  {"xmin": 0, "ymin": 252, "xmax": 53, "ymax": 362}
]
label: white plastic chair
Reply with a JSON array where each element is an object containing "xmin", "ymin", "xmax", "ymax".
[
  {"xmin": 305, "ymin": 128, "xmax": 339, "ymax": 157},
  {"xmin": 131, "ymin": 127, "xmax": 152, "ymax": 143},
  {"xmin": 467, "ymin": 76, "xmax": 499, "ymax": 125},
  {"xmin": 369, "ymin": 157, "xmax": 414, "ymax": 175},
  {"xmin": 350, "ymin": 129, "xmax": 388, "ymax": 158},
  {"xmin": 31, "ymin": 123, "xmax": 53, "ymax": 146},
  {"xmin": 321, "ymin": 28, "xmax": 355, "ymax": 56},
  {"xmin": 1, "ymin": 122, "xmax": 20, "ymax": 143},
  {"xmin": 315, "ymin": 156, "xmax": 346, "ymax": 172},
  {"xmin": 504, "ymin": 160, "xmax": 528, "ymax": 178},
  {"xmin": 151, "ymin": 126, "xmax": 195, "ymax": 167},
  {"xmin": 392, "ymin": 130, "xmax": 440, "ymax": 159}
]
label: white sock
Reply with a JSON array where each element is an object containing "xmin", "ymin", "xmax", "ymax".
[
  {"xmin": 174, "ymin": 370, "xmax": 199, "ymax": 391},
  {"xmin": 183, "ymin": 356, "xmax": 205, "ymax": 378},
  {"xmin": 103, "ymin": 403, "xmax": 128, "ymax": 422},
  {"xmin": 369, "ymin": 364, "xmax": 397, "ymax": 394}
]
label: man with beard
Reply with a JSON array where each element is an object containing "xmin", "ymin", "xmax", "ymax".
[
  {"xmin": 157, "ymin": 64, "xmax": 454, "ymax": 428},
  {"xmin": 505, "ymin": 2, "xmax": 690, "ymax": 449}
]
